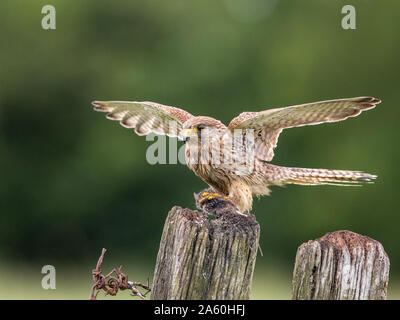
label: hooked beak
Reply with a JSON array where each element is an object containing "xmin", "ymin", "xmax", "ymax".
[{"xmin": 181, "ymin": 128, "xmax": 195, "ymax": 142}]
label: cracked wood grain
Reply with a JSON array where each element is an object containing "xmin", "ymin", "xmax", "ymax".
[
  {"xmin": 292, "ymin": 230, "xmax": 390, "ymax": 300},
  {"xmin": 151, "ymin": 206, "xmax": 260, "ymax": 300}
]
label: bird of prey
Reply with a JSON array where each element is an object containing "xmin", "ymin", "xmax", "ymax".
[{"xmin": 92, "ymin": 97, "xmax": 380, "ymax": 213}]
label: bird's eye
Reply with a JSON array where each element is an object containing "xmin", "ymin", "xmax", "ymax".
[{"xmin": 197, "ymin": 125, "xmax": 204, "ymax": 131}]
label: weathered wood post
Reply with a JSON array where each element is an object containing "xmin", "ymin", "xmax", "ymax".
[
  {"xmin": 292, "ymin": 230, "xmax": 390, "ymax": 300},
  {"xmin": 151, "ymin": 206, "xmax": 260, "ymax": 300}
]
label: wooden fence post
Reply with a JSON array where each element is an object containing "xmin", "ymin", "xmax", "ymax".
[
  {"xmin": 292, "ymin": 230, "xmax": 390, "ymax": 300},
  {"xmin": 150, "ymin": 206, "xmax": 260, "ymax": 300}
]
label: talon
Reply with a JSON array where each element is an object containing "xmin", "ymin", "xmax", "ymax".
[
  {"xmin": 199, "ymin": 196, "xmax": 212, "ymax": 204},
  {"xmin": 199, "ymin": 195, "xmax": 216, "ymax": 204},
  {"xmin": 198, "ymin": 192, "xmax": 230, "ymax": 205}
]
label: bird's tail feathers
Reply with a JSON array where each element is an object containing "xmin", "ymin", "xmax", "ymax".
[{"xmin": 274, "ymin": 166, "xmax": 376, "ymax": 187}]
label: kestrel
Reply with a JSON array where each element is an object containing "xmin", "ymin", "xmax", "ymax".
[{"xmin": 92, "ymin": 96, "xmax": 380, "ymax": 213}]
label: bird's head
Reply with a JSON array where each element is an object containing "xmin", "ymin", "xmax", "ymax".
[{"xmin": 181, "ymin": 117, "xmax": 226, "ymax": 142}]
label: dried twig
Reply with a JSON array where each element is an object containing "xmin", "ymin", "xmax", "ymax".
[{"xmin": 90, "ymin": 248, "xmax": 151, "ymax": 300}]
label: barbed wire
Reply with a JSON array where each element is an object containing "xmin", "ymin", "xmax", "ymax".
[{"xmin": 90, "ymin": 248, "xmax": 151, "ymax": 300}]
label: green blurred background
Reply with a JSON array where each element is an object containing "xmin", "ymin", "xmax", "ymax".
[{"xmin": 0, "ymin": 0, "xmax": 399, "ymax": 299}]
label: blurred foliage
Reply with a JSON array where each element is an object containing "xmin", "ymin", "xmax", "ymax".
[{"xmin": 0, "ymin": 0, "xmax": 399, "ymax": 298}]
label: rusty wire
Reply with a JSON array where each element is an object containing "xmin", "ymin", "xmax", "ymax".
[{"xmin": 90, "ymin": 248, "xmax": 151, "ymax": 300}]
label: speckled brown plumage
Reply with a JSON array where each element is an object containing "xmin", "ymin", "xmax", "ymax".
[{"xmin": 93, "ymin": 97, "xmax": 380, "ymax": 213}]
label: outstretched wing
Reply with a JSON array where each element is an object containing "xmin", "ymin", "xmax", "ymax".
[
  {"xmin": 92, "ymin": 101, "xmax": 194, "ymax": 138},
  {"xmin": 228, "ymin": 97, "xmax": 381, "ymax": 161}
]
